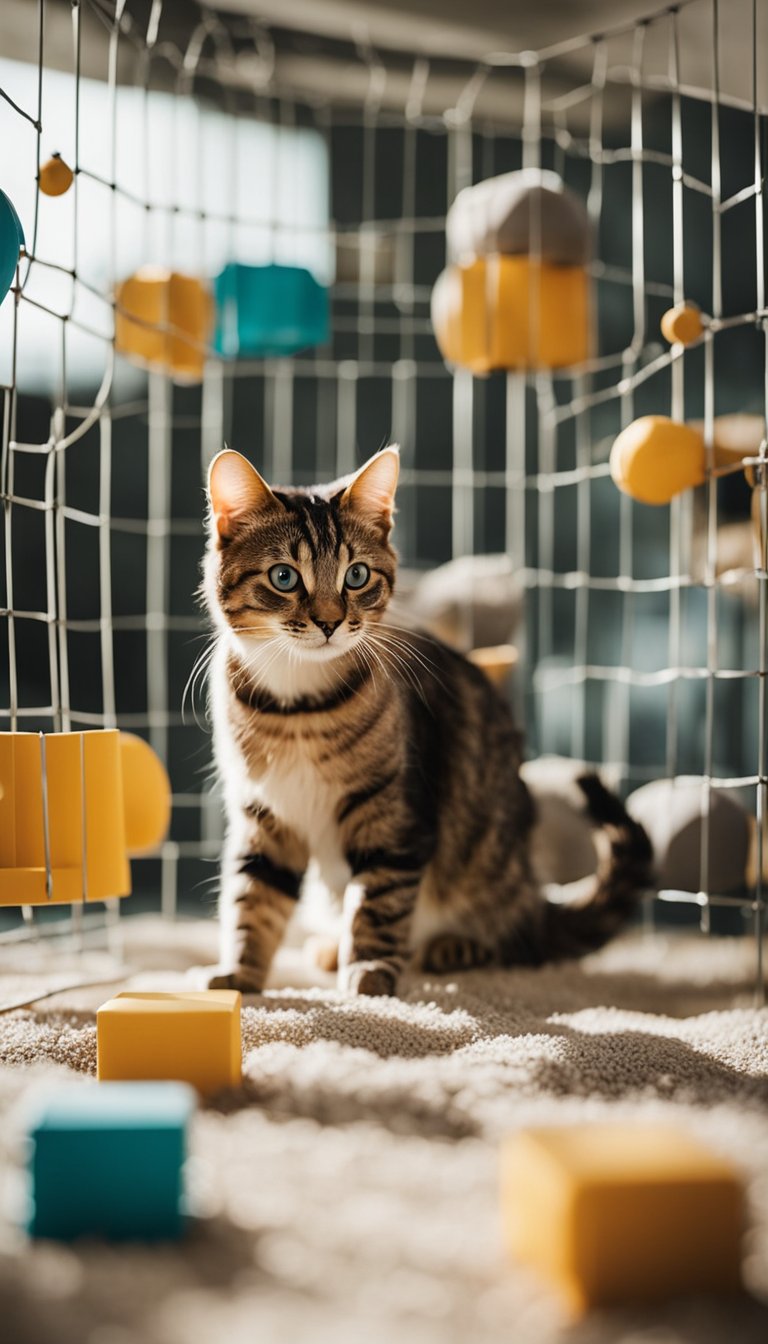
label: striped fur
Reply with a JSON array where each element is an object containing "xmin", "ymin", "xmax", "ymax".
[{"xmin": 203, "ymin": 448, "xmax": 653, "ymax": 996}]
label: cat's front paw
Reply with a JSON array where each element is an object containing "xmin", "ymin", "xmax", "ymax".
[
  {"xmin": 188, "ymin": 964, "xmax": 265, "ymax": 994},
  {"xmin": 339, "ymin": 960, "xmax": 398, "ymax": 997}
]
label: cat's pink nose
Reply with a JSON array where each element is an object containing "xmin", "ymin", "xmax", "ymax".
[{"xmin": 313, "ymin": 618, "xmax": 343, "ymax": 640}]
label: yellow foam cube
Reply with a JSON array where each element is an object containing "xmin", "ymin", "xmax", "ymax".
[
  {"xmin": 0, "ymin": 730, "xmax": 130, "ymax": 906},
  {"xmin": 431, "ymin": 255, "xmax": 590, "ymax": 373},
  {"xmin": 97, "ymin": 991, "xmax": 242, "ymax": 1096},
  {"xmin": 501, "ymin": 1125, "xmax": 744, "ymax": 1315},
  {"xmin": 115, "ymin": 268, "xmax": 212, "ymax": 381}
]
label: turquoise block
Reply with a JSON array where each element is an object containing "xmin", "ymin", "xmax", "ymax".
[
  {"xmin": 214, "ymin": 262, "xmax": 329, "ymax": 358},
  {"xmin": 0, "ymin": 188, "xmax": 25, "ymax": 307},
  {"xmin": 26, "ymin": 1081, "xmax": 196, "ymax": 1241}
]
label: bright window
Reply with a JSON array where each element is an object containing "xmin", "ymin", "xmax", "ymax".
[{"xmin": 0, "ymin": 56, "xmax": 332, "ymax": 392}]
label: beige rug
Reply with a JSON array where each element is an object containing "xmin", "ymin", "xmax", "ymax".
[{"xmin": 0, "ymin": 915, "xmax": 767, "ymax": 1344}]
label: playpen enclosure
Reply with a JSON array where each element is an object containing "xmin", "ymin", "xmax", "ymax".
[{"xmin": 0, "ymin": 0, "xmax": 766, "ymax": 991}]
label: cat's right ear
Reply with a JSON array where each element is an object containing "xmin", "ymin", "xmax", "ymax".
[{"xmin": 207, "ymin": 450, "xmax": 280, "ymax": 542}]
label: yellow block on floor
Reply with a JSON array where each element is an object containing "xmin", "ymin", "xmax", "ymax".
[
  {"xmin": 501, "ymin": 1124, "xmax": 744, "ymax": 1315},
  {"xmin": 97, "ymin": 991, "xmax": 242, "ymax": 1096}
]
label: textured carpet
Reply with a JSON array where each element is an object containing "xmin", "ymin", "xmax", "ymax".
[{"xmin": 0, "ymin": 915, "xmax": 767, "ymax": 1344}]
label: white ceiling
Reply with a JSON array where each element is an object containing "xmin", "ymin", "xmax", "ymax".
[
  {"xmin": 207, "ymin": 0, "xmax": 768, "ymax": 120},
  {"xmin": 3, "ymin": 0, "xmax": 767, "ymax": 123},
  {"xmin": 211, "ymin": 0, "xmax": 669, "ymax": 61}
]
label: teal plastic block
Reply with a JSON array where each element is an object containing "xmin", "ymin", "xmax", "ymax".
[
  {"xmin": 214, "ymin": 262, "xmax": 329, "ymax": 358},
  {"xmin": 26, "ymin": 1081, "xmax": 196, "ymax": 1241},
  {"xmin": 0, "ymin": 187, "xmax": 25, "ymax": 307}
]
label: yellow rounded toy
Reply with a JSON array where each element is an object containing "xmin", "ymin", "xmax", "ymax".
[
  {"xmin": 610, "ymin": 416, "xmax": 705, "ymax": 505},
  {"xmin": 39, "ymin": 153, "xmax": 74, "ymax": 197},
  {"xmin": 660, "ymin": 302, "xmax": 705, "ymax": 346},
  {"xmin": 120, "ymin": 732, "xmax": 172, "ymax": 855},
  {"xmin": 611, "ymin": 413, "xmax": 766, "ymax": 505},
  {"xmin": 431, "ymin": 254, "xmax": 590, "ymax": 373},
  {"xmin": 115, "ymin": 267, "xmax": 213, "ymax": 381}
]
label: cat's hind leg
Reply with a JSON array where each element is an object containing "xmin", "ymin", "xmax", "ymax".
[{"xmin": 420, "ymin": 933, "xmax": 494, "ymax": 974}]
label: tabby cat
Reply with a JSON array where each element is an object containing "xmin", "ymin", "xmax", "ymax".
[{"xmin": 203, "ymin": 445, "xmax": 652, "ymax": 996}]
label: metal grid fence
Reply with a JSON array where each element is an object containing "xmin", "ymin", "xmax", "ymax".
[{"xmin": 0, "ymin": 0, "xmax": 766, "ymax": 995}]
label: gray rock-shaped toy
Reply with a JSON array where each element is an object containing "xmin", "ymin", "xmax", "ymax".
[
  {"xmin": 393, "ymin": 553, "xmax": 524, "ymax": 652},
  {"xmin": 626, "ymin": 777, "xmax": 754, "ymax": 894},
  {"xmin": 446, "ymin": 168, "xmax": 591, "ymax": 266}
]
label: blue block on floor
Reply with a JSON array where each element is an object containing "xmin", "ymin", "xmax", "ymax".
[
  {"xmin": 26, "ymin": 1081, "xmax": 196, "ymax": 1241},
  {"xmin": 214, "ymin": 262, "xmax": 329, "ymax": 357}
]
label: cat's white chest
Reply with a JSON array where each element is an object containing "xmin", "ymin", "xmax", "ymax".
[{"xmin": 255, "ymin": 751, "xmax": 349, "ymax": 896}]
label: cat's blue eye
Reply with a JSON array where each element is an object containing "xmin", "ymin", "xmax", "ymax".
[
  {"xmin": 269, "ymin": 563, "xmax": 299, "ymax": 592},
  {"xmin": 344, "ymin": 562, "xmax": 370, "ymax": 590}
]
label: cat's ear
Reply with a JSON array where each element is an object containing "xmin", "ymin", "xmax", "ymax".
[
  {"xmin": 340, "ymin": 445, "xmax": 399, "ymax": 533},
  {"xmin": 207, "ymin": 450, "xmax": 280, "ymax": 542}
]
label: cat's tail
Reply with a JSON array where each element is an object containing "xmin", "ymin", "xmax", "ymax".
[{"xmin": 510, "ymin": 774, "xmax": 654, "ymax": 965}]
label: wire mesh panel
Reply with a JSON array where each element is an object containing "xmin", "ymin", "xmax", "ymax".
[{"xmin": 0, "ymin": 0, "xmax": 765, "ymax": 997}]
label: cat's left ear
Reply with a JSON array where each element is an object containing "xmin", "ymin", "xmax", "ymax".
[{"xmin": 340, "ymin": 445, "xmax": 399, "ymax": 534}]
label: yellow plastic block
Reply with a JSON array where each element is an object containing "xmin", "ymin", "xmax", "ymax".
[
  {"xmin": 97, "ymin": 991, "xmax": 242, "ymax": 1096},
  {"xmin": 431, "ymin": 255, "xmax": 590, "ymax": 373},
  {"xmin": 115, "ymin": 267, "xmax": 213, "ymax": 381},
  {"xmin": 501, "ymin": 1125, "xmax": 744, "ymax": 1315},
  {"xmin": 120, "ymin": 732, "xmax": 172, "ymax": 855},
  {"xmin": 661, "ymin": 301, "xmax": 705, "ymax": 346},
  {"xmin": 0, "ymin": 731, "xmax": 130, "ymax": 905}
]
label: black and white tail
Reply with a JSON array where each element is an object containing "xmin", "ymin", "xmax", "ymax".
[{"xmin": 509, "ymin": 774, "xmax": 654, "ymax": 966}]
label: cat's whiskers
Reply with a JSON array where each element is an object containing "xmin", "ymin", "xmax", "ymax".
[
  {"xmin": 248, "ymin": 635, "xmax": 294, "ymax": 688},
  {"xmin": 367, "ymin": 630, "xmax": 431, "ymax": 689},
  {"xmin": 374, "ymin": 629, "xmax": 453, "ymax": 698},
  {"xmin": 378, "ymin": 624, "xmax": 450, "ymax": 682},
  {"xmin": 366, "ymin": 643, "xmax": 393, "ymax": 699},
  {"xmin": 182, "ymin": 640, "xmax": 217, "ymax": 730},
  {"xmin": 224, "ymin": 632, "xmax": 287, "ymax": 701},
  {"xmin": 356, "ymin": 634, "xmax": 387, "ymax": 687},
  {"xmin": 331, "ymin": 642, "xmax": 371, "ymax": 700},
  {"xmin": 350, "ymin": 639, "xmax": 378, "ymax": 694},
  {"xmin": 363, "ymin": 632, "xmax": 429, "ymax": 707},
  {"xmin": 242, "ymin": 627, "xmax": 353, "ymax": 700},
  {"xmin": 376, "ymin": 632, "xmax": 445, "ymax": 702}
]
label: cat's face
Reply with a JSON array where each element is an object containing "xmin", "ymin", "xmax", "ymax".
[{"xmin": 205, "ymin": 447, "xmax": 399, "ymax": 666}]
